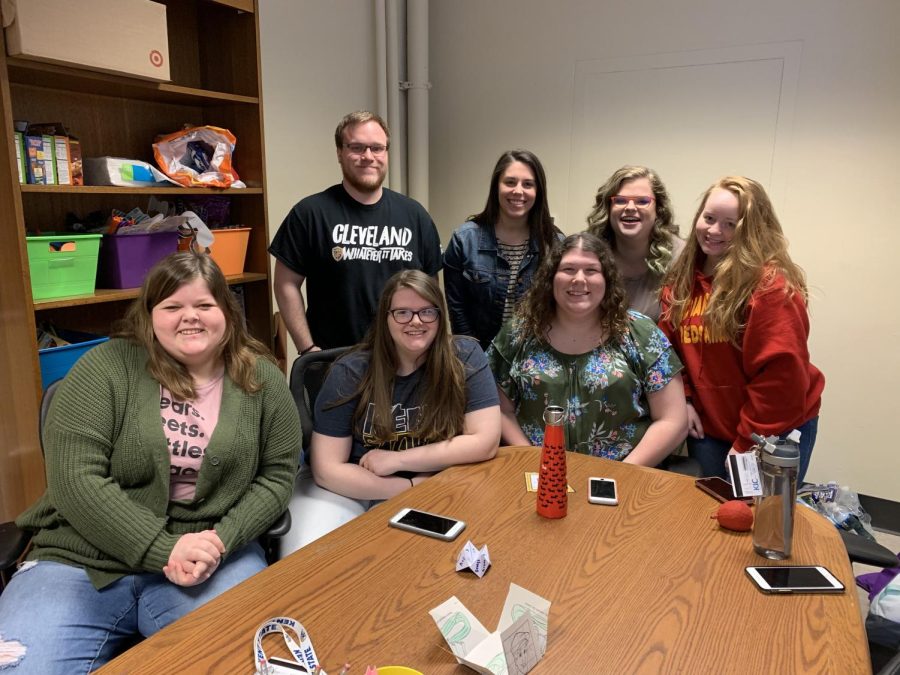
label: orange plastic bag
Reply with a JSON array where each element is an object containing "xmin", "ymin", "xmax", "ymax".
[{"xmin": 152, "ymin": 125, "xmax": 244, "ymax": 188}]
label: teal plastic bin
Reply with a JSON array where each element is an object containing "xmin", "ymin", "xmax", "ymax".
[{"xmin": 38, "ymin": 329, "xmax": 108, "ymax": 390}]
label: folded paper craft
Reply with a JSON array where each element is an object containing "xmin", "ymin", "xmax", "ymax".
[
  {"xmin": 456, "ymin": 540, "xmax": 491, "ymax": 578},
  {"xmin": 429, "ymin": 583, "xmax": 550, "ymax": 675}
]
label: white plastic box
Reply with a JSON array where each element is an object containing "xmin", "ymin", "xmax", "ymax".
[{"xmin": 2, "ymin": 0, "xmax": 170, "ymax": 82}]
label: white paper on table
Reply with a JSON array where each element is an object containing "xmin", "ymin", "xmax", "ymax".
[
  {"xmin": 456, "ymin": 540, "xmax": 491, "ymax": 578},
  {"xmin": 429, "ymin": 596, "xmax": 491, "ymax": 659},
  {"xmin": 500, "ymin": 613, "xmax": 541, "ymax": 675},
  {"xmin": 430, "ymin": 584, "xmax": 550, "ymax": 675},
  {"xmin": 499, "ymin": 583, "xmax": 551, "ymax": 655}
]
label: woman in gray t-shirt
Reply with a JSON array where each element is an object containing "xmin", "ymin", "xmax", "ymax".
[{"xmin": 281, "ymin": 270, "xmax": 501, "ymax": 554}]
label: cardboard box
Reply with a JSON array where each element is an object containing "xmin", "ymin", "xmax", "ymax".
[
  {"xmin": 2, "ymin": 0, "xmax": 170, "ymax": 82},
  {"xmin": 53, "ymin": 135, "xmax": 71, "ymax": 185},
  {"xmin": 14, "ymin": 131, "xmax": 25, "ymax": 183},
  {"xmin": 69, "ymin": 139, "xmax": 83, "ymax": 186},
  {"xmin": 27, "ymin": 123, "xmax": 78, "ymax": 185},
  {"xmin": 25, "ymin": 135, "xmax": 45, "ymax": 184},
  {"xmin": 39, "ymin": 134, "xmax": 56, "ymax": 184}
]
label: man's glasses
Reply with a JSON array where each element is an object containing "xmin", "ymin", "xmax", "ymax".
[
  {"xmin": 344, "ymin": 143, "xmax": 388, "ymax": 156},
  {"xmin": 388, "ymin": 307, "xmax": 440, "ymax": 324},
  {"xmin": 610, "ymin": 195, "xmax": 654, "ymax": 208}
]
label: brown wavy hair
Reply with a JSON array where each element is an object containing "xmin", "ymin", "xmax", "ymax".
[
  {"xmin": 586, "ymin": 165, "xmax": 681, "ymax": 276},
  {"xmin": 468, "ymin": 149, "xmax": 558, "ymax": 254},
  {"xmin": 115, "ymin": 252, "xmax": 273, "ymax": 400},
  {"xmin": 334, "ymin": 110, "xmax": 390, "ymax": 149},
  {"xmin": 516, "ymin": 232, "xmax": 629, "ymax": 343},
  {"xmin": 660, "ymin": 176, "xmax": 808, "ymax": 343},
  {"xmin": 345, "ymin": 270, "xmax": 467, "ymax": 445}
]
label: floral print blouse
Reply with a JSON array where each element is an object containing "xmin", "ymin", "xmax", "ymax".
[{"xmin": 487, "ymin": 311, "xmax": 683, "ymax": 459}]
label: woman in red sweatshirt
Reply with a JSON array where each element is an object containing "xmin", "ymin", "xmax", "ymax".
[{"xmin": 659, "ymin": 176, "xmax": 824, "ymax": 480}]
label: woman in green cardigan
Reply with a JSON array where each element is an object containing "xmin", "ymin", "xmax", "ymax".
[{"xmin": 0, "ymin": 253, "xmax": 299, "ymax": 674}]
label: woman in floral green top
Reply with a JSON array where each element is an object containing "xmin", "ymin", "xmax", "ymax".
[{"xmin": 488, "ymin": 232, "xmax": 688, "ymax": 464}]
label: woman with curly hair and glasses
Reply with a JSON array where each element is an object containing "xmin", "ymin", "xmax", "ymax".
[
  {"xmin": 659, "ymin": 176, "xmax": 824, "ymax": 480},
  {"xmin": 488, "ymin": 232, "xmax": 687, "ymax": 464},
  {"xmin": 587, "ymin": 165, "xmax": 684, "ymax": 321},
  {"xmin": 283, "ymin": 270, "xmax": 501, "ymax": 551}
]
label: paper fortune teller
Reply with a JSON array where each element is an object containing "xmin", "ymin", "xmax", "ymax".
[
  {"xmin": 456, "ymin": 540, "xmax": 491, "ymax": 578},
  {"xmin": 430, "ymin": 583, "xmax": 550, "ymax": 675}
]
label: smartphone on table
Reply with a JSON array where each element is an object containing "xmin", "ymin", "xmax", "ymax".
[
  {"xmin": 745, "ymin": 566, "xmax": 845, "ymax": 594},
  {"xmin": 695, "ymin": 476, "xmax": 753, "ymax": 503},
  {"xmin": 588, "ymin": 477, "xmax": 618, "ymax": 505},
  {"xmin": 389, "ymin": 508, "xmax": 466, "ymax": 541}
]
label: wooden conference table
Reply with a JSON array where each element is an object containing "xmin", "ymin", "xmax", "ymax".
[{"xmin": 100, "ymin": 447, "xmax": 869, "ymax": 674}]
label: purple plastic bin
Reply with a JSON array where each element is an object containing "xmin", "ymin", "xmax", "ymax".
[{"xmin": 98, "ymin": 231, "xmax": 179, "ymax": 289}]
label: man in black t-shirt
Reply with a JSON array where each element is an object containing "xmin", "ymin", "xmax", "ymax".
[{"xmin": 269, "ymin": 111, "xmax": 441, "ymax": 351}]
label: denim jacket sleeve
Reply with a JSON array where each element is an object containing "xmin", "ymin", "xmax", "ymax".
[{"xmin": 442, "ymin": 230, "xmax": 475, "ymax": 337}]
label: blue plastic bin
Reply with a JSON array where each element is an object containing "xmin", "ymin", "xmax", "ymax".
[{"xmin": 38, "ymin": 329, "xmax": 108, "ymax": 390}]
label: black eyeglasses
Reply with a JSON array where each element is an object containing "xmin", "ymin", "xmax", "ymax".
[
  {"xmin": 388, "ymin": 307, "xmax": 440, "ymax": 324},
  {"xmin": 343, "ymin": 143, "xmax": 389, "ymax": 156}
]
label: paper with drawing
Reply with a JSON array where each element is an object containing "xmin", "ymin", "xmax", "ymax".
[{"xmin": 429, "ymin": 583, "xmax": 550, "ymax": 674}]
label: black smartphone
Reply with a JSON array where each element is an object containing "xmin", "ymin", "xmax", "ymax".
[
  {"xmin": 388, "ymin": 508, "xmax": 466, "ymax": 541},
  {"xmin": 695, "ymin": 476, "xmax": 753, "ymax": 503},
  {"xmin": 745, "ymin": 566, "xmax": 845, "ymax": 594}
]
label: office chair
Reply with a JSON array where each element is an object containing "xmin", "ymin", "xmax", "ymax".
[
  {"xmin": 877, "ymin": 650, "xmax": 900, "ymax": 675},
  {"xmin": 1, "ymin": 377, "xmax": 292, "ymax": 590},
  {"xmin": 289, "ymin": 347, "xmax": 350, "ymax": 452},
  {"xmin": 0, "ymin": 379, "xmax": 60, "ymax": 589}
]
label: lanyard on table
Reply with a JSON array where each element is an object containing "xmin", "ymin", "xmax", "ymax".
[{"xmin": 253, "ymin": 616, "xmax": 324, "ymax": 674}]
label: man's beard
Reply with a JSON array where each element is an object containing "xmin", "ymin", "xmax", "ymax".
[{"xmin": 341, "ymin": 162, "xmax": 386, "ymax": 194}]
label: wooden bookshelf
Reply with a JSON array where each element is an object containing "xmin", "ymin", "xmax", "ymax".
[
  {"xmin": 0, "ymin": 0, "xmax": 271, "ymax": 522},
  {"xmin": 20, "ymin": 185, "xmax": 264, "ymax": 195}
]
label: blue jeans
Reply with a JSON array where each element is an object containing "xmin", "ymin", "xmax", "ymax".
[
  {"xmin": 0, "ymin": 541, "xmax": 266, "ymax": 674},
  {"xmin": 687, "ymin": 417, "xmax": 818, "ymax": 482}
]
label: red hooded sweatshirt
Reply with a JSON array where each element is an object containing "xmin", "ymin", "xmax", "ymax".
[{"xmin": 659, "ymin": 270, "xmax": 824, "ymax": 451}]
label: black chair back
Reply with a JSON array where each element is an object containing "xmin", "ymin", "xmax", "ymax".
[{"xmin": 289, "ymin": 347, "xmax": 349, "ymax": 451}]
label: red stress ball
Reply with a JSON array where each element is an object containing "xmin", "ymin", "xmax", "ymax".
[{"xmin": 712, "ymin": 500, "xmax": 754, "ymax": 531}]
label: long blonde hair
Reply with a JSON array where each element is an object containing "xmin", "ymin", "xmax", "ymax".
[
  {"xmin": 586, "ymin": 165, "xmax": 681, "ymax": 276},
  {"xmin": 345, "ymin": 270, "xmax": 467, "ymax": 445},
  {"xmin": 661, "ymin": 176, "xmax": 807, "ymax": 343}
]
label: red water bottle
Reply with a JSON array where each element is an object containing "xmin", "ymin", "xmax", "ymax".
[{"xmin": 537, "ymin": 405, "xmax": 567, "ymax": 519}]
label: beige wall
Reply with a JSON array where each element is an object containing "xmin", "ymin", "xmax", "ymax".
[
  {"xmin": 429, "ymin": 0, "xmax": 900, "ymax": 499},
  {"xmin": 259, "ymin": 0, "xmax": 378, "ymax": 365},
  {"xmin": 260, "ymin": 1, "xmax": 900, "ymax": 499}
]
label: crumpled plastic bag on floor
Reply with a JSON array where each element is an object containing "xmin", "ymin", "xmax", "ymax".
[
  {"xmin": 152, "ymin": 125, "xmax": 246, "ymax": 188},
  {"xmin": 798, "ymin": 481, "xmax": 877, "ymax": 541}
]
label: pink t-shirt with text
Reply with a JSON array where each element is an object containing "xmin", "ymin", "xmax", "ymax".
[{"xmin": 162, "ymin": 374, "xmax": 224, "ymax": 501}]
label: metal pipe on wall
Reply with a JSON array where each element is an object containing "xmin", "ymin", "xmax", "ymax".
[
  {"xmin": 385, "ymin": 0, "xmax": 405, "ymax": 191},
  {"xmin": 406, "ymin": 0, "xmax": 429, "ymax": 208},
  {"xmin": 375, "ymin": 0, "xmax": 388, "ymax": 133}
]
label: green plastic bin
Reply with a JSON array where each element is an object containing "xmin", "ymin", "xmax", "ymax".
[{"xmin": 26, "ymin": 233, "xmax": 102, "ymax": 301}]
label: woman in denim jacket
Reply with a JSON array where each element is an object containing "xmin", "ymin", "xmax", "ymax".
[{"xmin": 443, "ymin": 150, "xmax": 559, "ymax": 350}]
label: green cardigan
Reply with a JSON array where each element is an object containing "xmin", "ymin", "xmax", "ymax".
[{"xmin": 17, "ymin": 338, "xmax": 300, "ymax": 589}]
